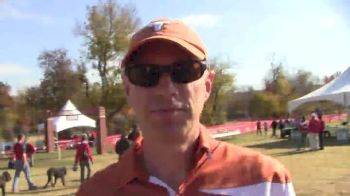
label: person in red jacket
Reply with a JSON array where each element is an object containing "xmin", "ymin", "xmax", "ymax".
[
  {"xmin": 26, "ymin": 143, "xmax": 35, "ymax": 167},
  {"xmin": 318, "ymin": 114, "xmax": 325, "ymax": 150},
  {"xmin": 307, "ymin": 113, "xmax": 321, "ymax": 150},
  {"xmin": 73, "ymin": 134, "xmax": 93, "ymax": 184},
  {"xmin": 12, "ymin": 134, "xmax": 37, "ymax": 193}
]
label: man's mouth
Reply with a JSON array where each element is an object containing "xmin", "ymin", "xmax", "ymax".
[{"xmin": 150, "ymin": 108, "xmax": 185, "ymax": 113}]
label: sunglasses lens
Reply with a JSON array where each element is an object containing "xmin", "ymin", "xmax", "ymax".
[
  {"xmin": 126, "ymin": 65, "xmax": 159, "ymax": 87},
  {"xmin": 125, "ymin": 61, "xmax": 206, "ymax": 87},
  {"xmin": 172, "ymin": 61, "xmax": 206, "ymax": 83}
]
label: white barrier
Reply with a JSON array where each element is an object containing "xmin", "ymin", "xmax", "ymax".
[{"xmin": 212, "ymin": 130, "xmax": 241, "ymax": 139}]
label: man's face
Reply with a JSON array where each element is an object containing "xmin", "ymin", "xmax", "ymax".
[
  {"xmin": 123, "ymin": 41, "xmax": 214, "ymax": 139},
  {"xmin": 20, "ymin": 135, "xmax": 25, "ymax": 143}
]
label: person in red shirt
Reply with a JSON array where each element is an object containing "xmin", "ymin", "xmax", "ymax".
[
  {"xmin": 12, "ymin": 134, "xmax": 37, "ymax": 193},
  {"xmin": 73, "ymin": 134, "xmax": 93, "ymax": 184},
  {"xmin": 307, "ymin": 113, "xmax": 321, "ymax": 150},
  {"xmin": 26, "ymin": 143, "xmax": 35, "ymax": 167},
  {"xmin": 318, "ymin": 114, "xmax": 325, "ymax": 150},
  {"xmin": 77, "ymin": 18, "xmax": 295, "ymax": 196}
]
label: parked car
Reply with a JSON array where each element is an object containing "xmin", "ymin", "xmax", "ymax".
[
  {"xmin": 281, "ymin": 127, "xmax": 298, "ymax": 139},
  {"xmin": 35, "ymin": 140, "xmax": 47, "ymax": 152},
  {"xmin": 0, "ymin": 142, "xmax": 14, "ymax": 159}
]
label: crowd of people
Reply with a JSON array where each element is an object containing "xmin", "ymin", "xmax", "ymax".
[
  {"xmin": 297, "ymin": 113, "xmax": 325, "ymax": 151},
  {"xmin": 256, "ymin": 112, "xmax": 326, "ymax": 151}
]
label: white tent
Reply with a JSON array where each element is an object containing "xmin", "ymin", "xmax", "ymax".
[
  {"xmin": 288, "ymin": 67, "xmax": 350, "ymax": 113},
  {"xmin": 52, "ymin": 100, "xmax": 96, "ymax": 132}
]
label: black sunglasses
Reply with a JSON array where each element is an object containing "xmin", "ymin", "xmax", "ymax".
[{"xmin": 124, "ymin": 60, "xmax": 207, "ymax": 87}]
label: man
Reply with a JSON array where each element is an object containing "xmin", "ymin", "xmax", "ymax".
[
  {"xmin": 115, "ymin": 133, "xmax": 132, "ymax": 156},
  {"xmin": 74, "ymin": 134, "xmax": 93, "ymax": 184},
  {"xmin": 318, "ymin": 114, "xmax": 325, "ymax": 150},
  {"xmin": 263, "ymin": 121, "xmax": 268, "ymax": 136},
  {"xmin": 12, "ymin": 134, "xmax": 37, "ymax": 193},
  {"xmin": 77, "ymin": 18, "xmax": 295, "ymax": 195},
  {"xmin": 256, "ymin": 120, "xmax": 262, "ymax": 135},
  {"xmin": 271, "ymin": 119, "xmax": 278, "ymax": 137},
  {"xmin": 296, "ymin": 115, "xmax": 308, "ymax": 151},
  {"xmin": 307, "ymin": 113, "xmax": 321, "ymax": 151},
  {"xmin": 88, "ymin": 131, "xmax": 96, "ymax": 147},
  {"xmin": 127, "ymin": 124, "xmax": 141, "ymax": 141},
  {"xmin": 278, "ymin": 119, "xmax": 285, "ymax": 138},
  {"xmin": 26, "ymin": 143, "xmax": 35, "ymax": 167}
]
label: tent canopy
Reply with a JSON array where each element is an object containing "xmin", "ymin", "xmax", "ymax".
[
  {"xmin": 288, "ymin": 67, "xmax": 350, "ymax": 113},
  {"xmin": 52, "ymin": 100, "xmax": 96, "ymax": 132}
]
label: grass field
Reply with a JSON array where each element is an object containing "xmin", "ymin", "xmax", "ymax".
[{"xmin": 2, "ymin": 133, "xmax": 350, "ymax": 195}]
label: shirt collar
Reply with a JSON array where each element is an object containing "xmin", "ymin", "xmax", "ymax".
[{"xmin": 115, "ymin": 125, "xmax": 220, "ymax": 188}]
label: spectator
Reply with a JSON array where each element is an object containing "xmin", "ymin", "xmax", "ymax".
[
  {"xmin": 115, "ymin": 134, "xmax": 132, "ymax": 156},
  {"xmin": 307, "ymin": 113, "xmax": 321, "ymax": 150},
  {"xmin": 88, "ymin": 132, "xmax": 96, "ymax": 147},
  {"xmin": 271, "ymin": 120, "xmax": 278, "ymax": 137},
  {"xmin": 128, "ymin": 124, "xmax": 141, "ymax": 141},
  {"xmin": 12, "ymin": 134, "xmax": 37, "ymax": 193},
  {"xmin": 318, "ymin": 114, "xmax": 325, "ymax": 150},
  {"xmin": 26, "ymin": 143, "xmax": 35, "ymax": 167},
  {"xmin": 296, "ymin": 116, "xmax": 308, "ymax": 151},
  {"xmin": 74, "ymin": 134, "xmax": 93, "ymax": 184},
  {"xmin": 263, "ymin": 121, "xmax": 268, "ymax": 136},
  {"xmin": 256, "ymin": 120, "xmax": 262, "ymax": 135},
  {"xmin": 278, "ymin": 119, "xmax": 285, "ymax": 138}
]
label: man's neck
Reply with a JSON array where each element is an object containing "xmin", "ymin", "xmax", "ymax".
[{"xmin": 142, "ymin": 125, "xmax": 200, "ymax": 190}]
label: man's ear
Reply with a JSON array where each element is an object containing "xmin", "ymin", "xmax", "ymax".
[
  {"xmin": 122, "ymin": 74, "xmax": 130, "ymax": 97},
  {"xmin": 205, "ymin": 70, "xmax": 215, "ymax": 101}
]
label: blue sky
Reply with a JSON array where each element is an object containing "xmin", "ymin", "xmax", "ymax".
[{"xmin": 1, "ymin": 0, "xmax": 350, "ymax": 94}]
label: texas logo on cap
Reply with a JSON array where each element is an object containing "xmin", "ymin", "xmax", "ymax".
[{"xmin": 147, "ymin": 21, "xmax": 170, "ymax": 32}]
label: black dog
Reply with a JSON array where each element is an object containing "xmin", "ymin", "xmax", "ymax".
[
  {"xmin": 0, "ymin": 171, "xmax": 11, "ymax": 196},
  {"xmin": 44, "ymin": 167, "xmax": 67, "ymax": 188}
]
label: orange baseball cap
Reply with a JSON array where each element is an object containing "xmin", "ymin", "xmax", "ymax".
[{"xmin": 121, "ymin": 18, "xmax": 208, "ymax": 67}]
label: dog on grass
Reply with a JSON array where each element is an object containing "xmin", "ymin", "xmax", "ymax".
[
  {"xmin": 43, "ymin": 167, "xmax": 67, "ymax": 188},
  {"xmin": 0, "ymin": 171, "xmax": 11, "ymax": 196}
]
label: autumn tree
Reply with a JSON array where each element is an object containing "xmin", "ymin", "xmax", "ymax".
[
  {"xmin": 262, "ymin": 60, "xmax": 293, "ymax": 116},
  {"xmin": 249, "ymin": 92, "xmax": 281, "ymax": 118},
  {"xmin": 37, "ymin": 49, "xmax": 86, "ymax": 111},
  {"xmin": 288, "ymin": 69, "xmax": 320, "ymax": 98},
  {"xmin": 323, "ymin": 71, "xmax": 341, "ymax": 84},
  {"xmin": 201, "ymin": 59, "xmax": 235, "ymax": 125},
  {"xmin": 12, "ymin": 48, "xmax": 87, "ymax": 134},
  {"xmin": 226, "ymin": 88, "xmax": 255, "ymax": 120},
  {"xmin": 264, "ymin": 63, "xmax": 292, "ymax": 97},
  {"xmin": 76, "ymin": 0, "xmax": 140, "ymax": 126},
  {"xmin": 0, "ymin": 82, "xmax": 13, "ymax": 110},
  {"xmin": 0, "ymin": 82, "xmax": 16, "ymax": 140}
]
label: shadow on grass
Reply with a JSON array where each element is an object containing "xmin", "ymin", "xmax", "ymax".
[
  {"xmin": 0, "ymin": 167, "xmax": 12, "ymax": 170},
  {"xmin": 322, "ymin": 137, "xmax": 350, "ymax": 147},
  {"xmin": 246, "ymin": 137, "xmax": 350, "ymax": 149},
  {"xmin": 13, "ymin": 184, "xmax": 78, "ymax": 195},
  {"xmin": 244, "ymin": 136, "xmax": 350, "ymax": 157},
  {"xmin": 272, "ymin": 149, "xmax": 319, "ymax": 157},
  {"xmin": 245, "ymin": 139, "xmax": 295, "ymax": 149}
]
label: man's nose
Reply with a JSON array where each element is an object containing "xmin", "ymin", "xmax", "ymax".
[{"xmin": 156, "ymin": 73, "xmax": 177, "ymax": 94}]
